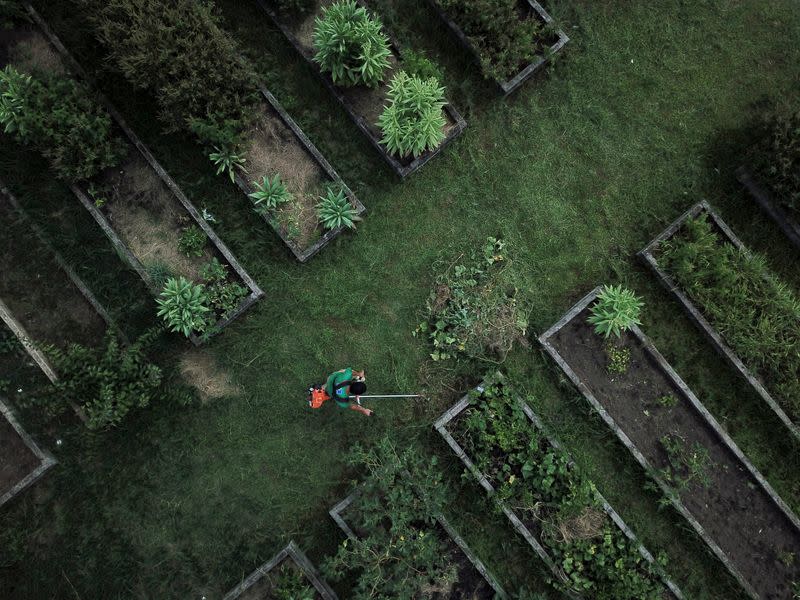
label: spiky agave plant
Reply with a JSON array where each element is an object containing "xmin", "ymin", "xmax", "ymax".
[
  {"xmin": 156, "ymin": 277, "xmax": 210, "ymax": 337},
  {"xmin": 209, "ymin": 145, "xmax": 246, "ymax": 183},
  {"xmin": 313, "ymin": 0, "xmax": 391, "ymax": 87},
  {"xmin": 377, "ymin": 71, "xmax": 446, "ymax": 158},
  {"xmin": 587, "ymin": 285, "xmax": 643, "ymax": 338},
  {"xmin": 248, "ymin": 174, "xmax": 292, "ymax": 214},
  {"xmin": 0, "ymin": 65, "xmax": 30, "ymax": 135},
  {"xmin": 316, "ymin": 187, "xmax": 361, "ymax": 230}
]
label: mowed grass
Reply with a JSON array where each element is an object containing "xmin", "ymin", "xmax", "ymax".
[{"xmin": 0, "ymin": 0, "xmax": 799, "ymax": 598}]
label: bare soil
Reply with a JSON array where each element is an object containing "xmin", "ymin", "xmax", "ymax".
[
  {"xmin": 0, "ymin": 409, "xmax": 39, "ymax": 498},
  {"xmin": 0, "ymin": 25, "xmax": 65, "ymax": 75},
  {"xmin": 179, "ymin": 349, "xmax": 242, "ymax": 403},
  {"xmin": 0, "ymin": 191, "xmax": 106, "ymax": 350},
  {"xmin": 241, "ymin": 102, "xmax": 326, "ymax": 249},
  {"xmin": 549, "ymin": 307, "xmax": 800, "ymax": 599},
  {"xmin": 234, "ymin": 557, "xmax": 322, "ymax": 600}
]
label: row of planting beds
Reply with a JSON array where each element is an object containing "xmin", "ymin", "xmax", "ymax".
[
  {"xmin": 0, "ymin": 396, "xmax": 56, "ymax": 509},
  {"xmin": 427, "ymin": 0, "xmax": 569, "ymax": 95},
  {"xmin": 76, "ymin": 0, "xmax": 364, "ymax": 262},
  {"xmin": 223, "ymin": 540, "xmax": 338, "ymax": 600},
  {"xmin": 639, "ymin": 201, "xmax": 800, "ymax": 442},
  {"xmin": 435, "ymin": 376, "xmax": 683, "ymax": 599},
  {"xmin": 539, "ymin": 286, "xmax": 800, "ymax": 599},
  {"xmin": 2, "ymin": 4, "xmax": 263, "ymax": 343},
  {"xmin": 256, "ymin": 0, "xmax": 467, "ymax": 178}
]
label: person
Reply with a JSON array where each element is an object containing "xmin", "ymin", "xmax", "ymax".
[{"xmin": 324, "ymin": 367, "xmax": 372, "ymax": 416}]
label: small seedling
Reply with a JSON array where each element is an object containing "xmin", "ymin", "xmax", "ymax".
[
  {"xmin": 660, "ymin": 433, "xmax": 713, "ymax": 490},
  {"xmin": 178, "ymin": 225, "xmax": 207, "ymax": 257},
  {"xmin": 209, "ymin": 145, "xmax": 246, "ymax": 183},
  {"xmin": 780, "ymin": 551, "xmax": 796, "ymax": 567},
  {"xmin": 657, "ymin": 394, "xmax": 678, "ymax": 408},
  {"xmin": 604, "ymin": 342, "xmax": 630, "ymax": 374}
]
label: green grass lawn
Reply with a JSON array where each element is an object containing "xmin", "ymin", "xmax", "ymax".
[{"xmin": 1, "ymin": 0, "xmax": 799, "ymax": 598}]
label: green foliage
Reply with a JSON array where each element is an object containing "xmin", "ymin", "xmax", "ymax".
[
  {"xmin": 604, "ymin": 342, "xmax": 630, "ymax": 374},
  {"xmin": 461, "ymin": 376, "xmax": 665, "ymax": 599},
  {"xmin": 588, "ymin": 285, "xmax": 643, "ymax": 338},
  {"xmin": 378, "ymin": 71, "xmax": 446, "ymax": 158},
  {"xmin": 657, "ymin": 394, "xmax": 678, "ymax": 409},
  {"xmin": 156, "ymin": 277, "xmax": 210, "ymax": 337},
  {"xmin": 199, "ymin": 258, "xmax": 249, "ymax": 318},
  {"xmin": 437, "ymin": 0, "xmax": 546, "ymax": 81},
  {"xmin": 660, "ymin": 215, "xmax": 800, "ymax": 421},
  {"xmin": 0, "ymin": 65, "xmax": 124, "ymax": 181},
  {"xmin": 402, "ymin": 48, "xmax": 444, "ymax": 82},
  {"xmin": 271, "ymin": 564, "xmax": 314, "ymax": 600},
  {"xmin": 322, "ymin": 436, "xmax": 456, "ymax": 600},
  {"xmin": 145, "ymin": 262, "xmax": 175, "ymax": 289},
  {"xmin": 313, "ymin": 0, "xmax": 391, "ymax": 87},
  {"xmin": 659, "ymin": 433, "xmax": 713, "ymax": 490},
  {"xmin": 44, "ymin": 329, "xmax": 162, "ymax": 429},
  {"xmin": 177, "ymin": 225, "xmax": 207, "ymax": 258},
  {"xmin": 80, "ymin": 0, "xmax": 259, "ymax": 147},
  {"xmin": 209, "ymin": 145, "xmax": 246, "ymax": 183},
  {"xmin": 415, "ymin": 237, "xmax": 527, "ymax": 361},
  {"xmin": 755, "ymin": 109, "xmax": 800, "ymax": 211},
  {"xmin": 316, "ymin": 186, "xmax": 360, "ymax": 230},
  {"xmin": 248, "ymin": 174, "xmax": 292, "ymax": 214}
]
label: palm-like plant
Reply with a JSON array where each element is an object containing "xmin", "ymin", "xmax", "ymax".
[
  {"xmin": 248, "ymin": 174, "xmax": 292, "ymax": 214},
  {"xmin": 313, "ymin": 0, "xmax": 391, "ymax": 87},
  {"xmin": 156, "ymin": 277, "xmax": 210, "ymax": 337},
  {"xmin": 377, "ymin": 71, "xmax": 446, "ymax": 158},
  {"xmin": 209, "ymin": 145, "xmax": 246, "ymax": 183},
  {"xmin": 587, "ymin": 285, "xmax": 643, "ymax": 338},
  {"xmin": 0, "ymin": 65, "xmax": 30, "ymax": 136},
  {"xmin": 316, "ymin": 187, "xmax": 361, "ymax": 230}
]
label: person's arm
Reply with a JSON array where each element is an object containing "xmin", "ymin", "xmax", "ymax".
[{"xmin": 349, "ymin": 403, "xmax": 373, "ymax": 416}]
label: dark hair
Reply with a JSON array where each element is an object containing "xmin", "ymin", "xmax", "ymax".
[{"xmin": 350, "ymin": 381, "xmax": 367, "ymax": 395}]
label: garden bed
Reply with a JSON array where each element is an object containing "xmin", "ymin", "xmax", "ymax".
[
  {"xmin": 0, "ymin": 182, "xmax": 109, "ymax": 384},
  {"xmin": 435, "ymin": 379, "xmax": 683, "ymax": 599},
  {"xmin": 330, "ymin": 491, "xmax": 507, "ymax": 599},
  {"xmin": 255, "ymin": 0, "xmax": 467, "ymax": 178},
  {"xmin": 233, "ymin": 86, "xmax": 366, "ymax": 262},
  {"xmin": 638, "ymin": 201, "xmax": 800, "ymax": 443},
  {"xmin": 0, "ymin": 396, "xmax": 56, "ymax": 509},
  {"xmin": 736, "ymin": 166, "xmax": 800, "ymax": 250},
  {"xmin": 539, "ymin": 286, "xmax": 800, "ymax": 599},
  {"xmin": 427, "ymin": 0, "xmax": 569, "ymax": 95},
  {"xmin": 222, "ymin": 540, "xmax": 338, "ymax": 600},
  {"xmin": 8, "ymin": 5, "xmax": 264, "ymax": 344}
]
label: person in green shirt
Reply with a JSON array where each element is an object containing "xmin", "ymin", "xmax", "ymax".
[{"xmin": 324, "ymin": 367, "xmax": 372, "ymax": 416}]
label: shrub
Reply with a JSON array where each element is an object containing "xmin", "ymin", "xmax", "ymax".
[
  {"xmin": 437, "ymin": 0, "xmax": 545, "ymax": 82},
  {"xmin": 316, "ymin": 187, "xmax": 360, "ymax": 230},
  {"xmin": 414, "ymin": 237, "xmax": 528, "ymax": 361},
  {"xmin": 199, "ymin": 258, "xmax": 249, "ymax": 318},
  {"xmin": 45, "ymin": 329, "xmax": 162, "ymax": 429},
  {"xmin": 80, "ymin": 0, "xmax": 259, "ymax": 148},
  {"xmin": 755, "ymin": 109, "xmax": 800, "ymax": 212},
  {"xmin": 248, "ymin": 174, "xmax": 292, "ymax": 214},
  {"xmin": 0, "ymin": 65, "xmax": 125, "ymax": 181},
  {"xmin": 156, "ymin": 277, "xmax": 211, "ymax": 337},
  {"xmin": 660, "ymin": 214, "xmax": 800, "ymax": 420},
  {"xmin": 378, "ymin": 71, "xmax": 446, "ymax": 158},
  {"xmin": 177, "ymin": 225, "xmax": 207, "ymax": 258},
  {"xmin": 313, "ymin": 0, "xmax": 391, "ymax": 88},
  {"xmin": 587, "ymin": 285, "xmax": 643, "ymax": 338}
]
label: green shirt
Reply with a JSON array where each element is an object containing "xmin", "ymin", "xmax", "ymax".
[{"xmin": 325, "ymin": 368, "xmax": 353, "ymax": 402}]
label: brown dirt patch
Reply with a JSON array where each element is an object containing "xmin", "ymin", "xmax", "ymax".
[
  {"xmin": 179, "ymin": 349, "xmax": 242, "ymax": 402},
  {"xmin": 9, "ymin": 29, "xmax": 67, "ymax": 76}
]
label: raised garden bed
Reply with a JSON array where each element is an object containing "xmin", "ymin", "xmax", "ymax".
[
  {"xmin": 233, "ymin": 86, "xmax": 366, "ymax": 262},
  {"xmin": 434, "ymin": 379, "xmax": 683, "ymax": 599},
  {"xmin": 6, "ymin": 5, "xmax": 264, "ymax": 345},
  {"xmin": 255, "ymin": 0, "xmax": 467, "ymax": 179},
  {"xmin": 638, "ymin": 201, "xmax": 800, "ymax": 443},
  {"xmin": 0, "ymin": 396, "xmax": 56, "ymax": 509},
  {"xmin": 330, "ymin": 491, "xmax": 507, "ymax": 599},
  {"xmin": 736, "ymin": 166, "xmax": 800, "ymax": 250},
  {"xmin": 427, "ymin": 0, "xmax": 569, "ymax": 95},
  {"xmin": 0, "ymin": 182, "xmax": 110, "ymax": 384},
  {"xmin": 539, "ymin": 286, "xmax": 800, "ymax": 599},
  {"xmin": 222, "ymin": 540, "xmax": 338, "ymax": 600}
]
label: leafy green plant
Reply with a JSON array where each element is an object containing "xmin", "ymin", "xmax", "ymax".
[
  {"xmin": 271, "ymin": 564, "xmax": 314, "ymax": 600},
  {"xmin": 588, "ymin": 285, "xmax": 643, "ymax": 338},
  {"xmin": 199, "ymin": 258, "xmax": 248, "ymax": 318},
  {"xmin": 248, "ymin": 174, "xmax": 292, "ymax": 214},
  {"xmin": 156, "ymin": 277, "xmax": 210, "ymax": 336},
  {"xmin": 415, "ymin": 237, "xmax": 527, "ymax": 362},
  {"xmin": 660, "ymin": 214, "xmax": 800, "ymax": 421},
  {"xmin": 316, "ymin": 187, "xmax": 360, "ymax": 230},
  {"xmin": 378, "ymin": 71, "xmax": 446, "ymax": 158},
  {"xmin": 44, "ymin": 329, "xmax": 162, "ymax": 429},
  {"xmin": 313, "ymin": 0, "xmax": 391, "ymax": 87},
  {"xmin": 178, "ymin": 225, "xmax": 207, "ymax": 257},
  {"xmin": 0, "ymin": 65, "xmax": 125, "ymax": 181},
  {"xmin": 657, "ymin": 394, "xmax": 678, "ymax": 409},
  {"xmin": 755, "ymin": 109, "xmax": 799, "ymax": 212},
  {"xmin": 437, "ymin": 0, "xmax": 546, "ymax": 82},
  {"xmin": 402, "ymin": 48, "xmax": 444, "ymax": 82},
  {"xmin": 209, "ymin": 145, "xmax": 246, "ymax": 183},
  {"xmin": 659, "ymin": 433, "xmax": 713, "ymax": 490},
  {"xmin": 604, "ymin": 342, "xmax": 630, "ymax": 374}
]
